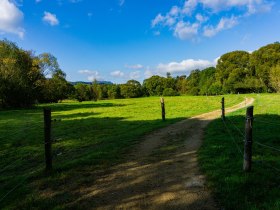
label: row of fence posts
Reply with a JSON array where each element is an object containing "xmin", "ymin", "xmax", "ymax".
[
  {"xmin": 42, "ymin": 97, "xmax": 253, "ymax": 173},
  {"xmin": 221, "ymin": 97, "xmax": 254, "ymax": 172}
]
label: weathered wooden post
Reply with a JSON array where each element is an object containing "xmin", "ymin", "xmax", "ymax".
[
  {"xmin": 221, "ymin": 97, "xmax": 225, "ymax": 121},
  {"xmin": 160, "ymin": 97, "xmax": 165, "ymax": 121},
  {"xmin": 44, "ymin": 108, "xmax": 52, "ymax": 172},
  {"xmin": 243, "ymin": 106, "xmax": 254, "ymax": 172}
]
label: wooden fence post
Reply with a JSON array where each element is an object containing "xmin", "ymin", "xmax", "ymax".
[
  {"xmin": 243, "ymin": 106, "xmax": 254, "ymax": 172},
  {"xmin": 160, "ymin": 97, "xmax": 165, "ymax": 121},
  {"xmin": 221, "ymin": 97, "xmax": 225, "ymax": 121},
  {"xmin": 44, "ymin": 108, "xmax": 52, "ymax": 172}
]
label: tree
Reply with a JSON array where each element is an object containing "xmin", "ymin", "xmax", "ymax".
[
  {"xmin": 198, "ymin": 67, "xmax": 216, "ymax": 95},
  {"xmin": 40, "ymin": 70, "xmax": 73, "ymax": 103},
  {"xmin": 186, "ymin": 69, "xmax": 200, "ymax": 95},
  {"xmin": 143, "ymin": 76, "xmax": 165, "ymax": 96},
  {"xmin": 250, "ymin": 43, "xmax": 280, "ymax": 91},
  {"xmin": 175, "ymin": 75, "xmax": 188, "ymax": 94},
  {"xmin": 216, "ymin": 51, "xmax": 251, "ymax": 93},
  {"xmin": 162, "ymin": 88, "xmax": 179, "ymax": 96},
  {"xmin": 107, "ymin": 84, "xmax": 122, "ymax": 99},
  {"xmin": 269, "ymin": 64, "xmax": 280, "ymax": 92},
  {"xmin": 74, "ymin": 83, "xmax": 91, "ymax": 102},
  {"xmin": 0, "ymin": 40, "xmax": 43, "ymax": 107},
  {"xmin": 120, "ymin": 80, "xmax": 142, "ymax": 98}
]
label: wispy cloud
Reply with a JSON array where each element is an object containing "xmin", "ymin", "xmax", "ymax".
[
  {"xmin": 173, "ymin": 21, "xmax": 199, "ymax": 40},
  {"xmin": 43, "ymin": 12, "xmax": 59, "ymax": 26},
  {"xmin": 125, "ymin": 64, "xmax": 144, "ymax": 70},
  {"xmin": 78, "ymin": 70, "xmax": 102, "ymax": 81},
  {"xmin": 0, "ymin": 0, "xmax": 25, "ymax": 38},
  {"xmin": 129, "ymin": 71, "xmax": 141, "ymax": 80},
  {"xmin": 110, "ymin": 70, "xmax": 125, "ymax": 78},
  {"xmin": 151, "ymin": 0, "xmax": 273, "ymax": 40},
  {"xmin": 203, "ymin": 16, "xmax": 238, "ymax": 37}
]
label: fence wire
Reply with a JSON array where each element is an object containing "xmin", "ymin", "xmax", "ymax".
[
  {"xmin": 222, "ymin": 120, "xmax": 243, "ymax": 156},
  {"xmin": 226, "ymin": 117, "xmax": 246, "ymax": 139}
]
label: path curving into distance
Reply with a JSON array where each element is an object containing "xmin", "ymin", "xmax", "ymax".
[{"xmin": 70, "ymin": 98, "xmax": 254, "ymax": 210}]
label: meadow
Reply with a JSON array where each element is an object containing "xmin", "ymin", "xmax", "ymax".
[
  {"xmin": 199, "ymin": 94, "xmax": 280, "ymax": 210},
  {"xmin": 0, "ymin": 95, "xmax": 243, "ymax": 209}
]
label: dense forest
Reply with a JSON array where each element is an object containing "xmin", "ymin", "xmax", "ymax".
[{"xmin": 1, "ymin": 39, "xmax": 280, "ymax": 108}]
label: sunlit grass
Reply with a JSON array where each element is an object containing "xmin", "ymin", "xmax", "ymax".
[
  {"xmin": 0, "ymin": 95, "xmax": 243, "ymax": 209},
  {"xmin": 199, "ymin": 94, "xmax": 280, "ymax": 210}
]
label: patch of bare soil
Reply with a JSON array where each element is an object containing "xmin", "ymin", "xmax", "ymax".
[{"xmin": 67, "ymin": 98, "xmax": 254, "ymax": 210}]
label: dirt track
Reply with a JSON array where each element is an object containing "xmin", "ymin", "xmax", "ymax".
[{"xmin": 69, "ymin": 98, "xmax": 254, "ymax": 210}]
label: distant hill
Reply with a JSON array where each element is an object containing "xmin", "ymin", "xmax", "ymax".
[{"xmin": 70, "ymin": 81, "xmax": 113, "ymax": 85}]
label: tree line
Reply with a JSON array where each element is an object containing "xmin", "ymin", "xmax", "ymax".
[
  {"xmin": 1, "ymin": 39, "xmax": 280, "ymax": 108},
  {"xmin": 73, "ymin": 41, "xmax": 280, "ymax": 101}
]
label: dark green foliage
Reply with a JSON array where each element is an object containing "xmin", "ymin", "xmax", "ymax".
[
  {"xmin": 216, "ymin": 51, "xmax": 251, "ymax": 93},
  {"xmin": 199, "ymin": 67, "xmax": 216, "ymax": 95},
  {"xmin": 250, "ymin": 43, "xmax": 280, "ymax": 90},
  {"xmin": 162, "ymin": 88, "xmax": 179, "ymax": 96},
  {"xmin": 143, "ymin": 75, "xmax": 166, "ymax": 96},
  {"xmin": 74, "ymin": 83, "xmax": 93, "ymax": 102},
  {"xmin": 120, "ymin": 80, "xmax": 143, "ymax": 98},
  {"xmin": 0, "ymin": 40, "xmax": 74, "ymax": 107},
  {"xmin": 107, "ymin": 84, "xmax": 122, "ymax": 99},
  {"xmin": 0, "ymin": 40, "xmax": 43, "ymax": 107}
]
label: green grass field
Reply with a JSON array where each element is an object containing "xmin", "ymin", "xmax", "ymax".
[
  {"xmin": 199, "ymin": 94, "xmax": 280, "ymax": 210},
  {"xmin": 0, "ymin": 95, "xmax": 244, "ymax": 209}
]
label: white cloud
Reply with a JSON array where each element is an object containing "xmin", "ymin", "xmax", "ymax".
[
  {"xmin": 78, "ymin": 70, "xmax": 102, "ymax": 81},
  {"xmin": 125, "ymin": 64, "xmax": 144, "ymax": 69},
  {"xmin": 151, "ymin": 14, "xmax": 165, "ymax": 28},
  {"xmin": 183, "ymin": 0, "xmax": 272, "ymax": 14},
  {"xmin": 203, "ymin": 16, "xmax": 238, "ymax": 37},
  {"xmin": 173, "ymin": 21, "xmax": 199, "ymax": 40},
  {"xmin": 183, "ymin": 0, "xmax": 197, "ymax": 15},
  {"xmin": 214, "ymin": 57, "xmax": 220, "ymax": 65},
  {"xmin": 157, "ymin": 58, "xmax": 215, "ymax": 75},
  {"xmin": 110, "ymin": 70, "xmax": 124, "ymax": 78},
  {"xmin": 152, "ymin": 0, "xmax": 272, "ymax": 40},
  {"xmin": 129, "ymin": 71, "xmax": 141, "ymax": 80},
  {"xmin": 43, "ymin": 12, "xmax": 59, "ymax": 26},
  {"xmin": 196, "ymin": 13, "xmax": 208, "ymax": 23},
  {"xmin": 144, "ymin": 69, "xmax": 154, "ymax": 79},
  {"xmin": 170, "ymin": 6, "xmax": 180, "ymax": 16},
  {"xmin": 0, "ymin": 0, "xmax": 24, "ymax": 38}
]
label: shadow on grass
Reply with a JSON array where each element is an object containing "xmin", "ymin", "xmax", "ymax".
[
  {"xmin": 41, "ymin": 102, "xmax": 126, "ymax": 112},
  {"xmin": 1, "ymin": 111, "xmax": 280, "ymax": 210},
  {"xmin": 199, "ymin": 114, "xmax": 280, "ymax": 210},
  {"xmin": 1, "ymin": 111, "xmax": 188, "ymax": 209}
]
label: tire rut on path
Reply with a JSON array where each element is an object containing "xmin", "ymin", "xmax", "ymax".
[{"xmin": 69, "ymin": 98, "xmax": 254, "ymax": 210}]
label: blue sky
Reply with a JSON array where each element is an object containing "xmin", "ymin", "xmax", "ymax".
[{"xmin": 0, "ymin": 0, "xmax": 280, "ymax": 83}]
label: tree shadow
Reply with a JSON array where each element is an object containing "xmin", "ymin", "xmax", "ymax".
[
  {"xmin": 199, "ymin": 113, "xmax": 280, "ymax": 210},
  {"xmin": 41, "ymin": 102, "xmax": 126, "ymax": 112},
  {"xmin": 1, "ymin": 112, "xmax": 279, "ymax": 209}
]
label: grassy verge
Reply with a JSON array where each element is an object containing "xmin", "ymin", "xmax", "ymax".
[
  {"xmin": 0, "ymin": 95, "xmax": 243, "ymax": 209},
  {"xmin": 199, "ymin": 94, "xmax": 280, "ymax": 210}
]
